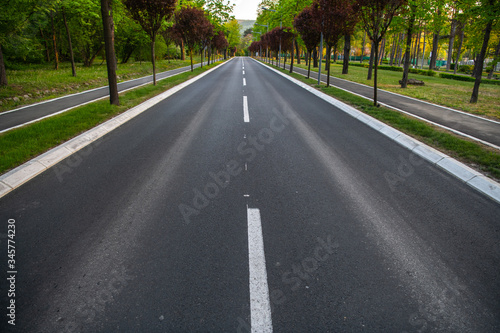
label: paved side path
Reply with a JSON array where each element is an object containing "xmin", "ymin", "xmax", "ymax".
[
  {"xmin": 0, "ymin": 59, "xmax": 221, "ymax": 133},
  {"xmin": 266, "ymin": 60, "xmax": 500, "ymax": 149}
]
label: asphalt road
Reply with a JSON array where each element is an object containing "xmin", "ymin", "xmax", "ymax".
[
  {"xmin": 0, "ymin": 59, "xmax": 219, "ymax": 133},
  {"xmin": 1, "ymin": 57, "xmax": 499, "ymax": 332},
  {"xmin": 270, "ymin": 59, "xmax": 500, "ymax": 149}
]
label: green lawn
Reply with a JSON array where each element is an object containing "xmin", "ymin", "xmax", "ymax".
[
  {"xmin": 289, "ymin": 60, "xmax": 500, "ymax": 120},
  {"xmin": 0, "ymin": 56, "xmax": 213, "ymax": 113}
]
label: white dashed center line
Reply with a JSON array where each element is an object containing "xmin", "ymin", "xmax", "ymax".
[
  {"xmin": 247, "ymin": 208, "xmax": 273, "ymax": 333},
  {"xmin": 243, "ymin": 96, "xmax": 249, "ymax": 123}
]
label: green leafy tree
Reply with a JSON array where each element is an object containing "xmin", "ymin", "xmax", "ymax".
[
  {"xmin": 101, "ymin": 0, "xmax": 119, "ymax": 105},
  {"xmin": 470, "ymin": 0, "xmax": 499, "ymax": 103},
  {"xmin": 359, "ymin": 0, "xmax": 407, "ymax": 105}
]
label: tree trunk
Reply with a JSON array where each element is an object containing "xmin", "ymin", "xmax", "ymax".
[
  {"xmin": 401, "ymin": 5, "xmax": 416, "ymax": 88},
  {"xmin": 100, "ymin": 0, "xmax": 119, "ymax": 105},
  {"xmin": 50, "ymin": 11, "xmax": 59, "ymax": 70},
  {"xmin": 313, "ymin": 47, "xmax": 318, "ymax": 68},
  {"xmin": 379, "ymin": 38, "xmax": 386, "ymax": 65},
  {"xmin": 40, "ymin": 27, "xmax": 51, "ymax": 62},
  {"xmin": 200, "ymin": 46, "xmax": 203, "ymax": 68},
  {"xmin": 290, "ymin": 39, "xmax": 295, "ymax": 73},
  {"xmin": 62, "ymin": 8, "xmax": 76, "ymax": 77},
  {"xmin": 415, "ymin": 27, "xmax": 421, "ymax": 68},
  {"xmin": 421, "ymin": 29, "xmax": 427, "ymax": 69},
  {"xmin": 373, "ymin": 38, "xmax": 380, "ymax": 106},
  {"xmin": 361, "ymin": 31, "xmax": 366, "ymax": 63},
  {"xmin": 326, "ymin": 44, "xmax": 332, "ymax": 87},
  {"xmin": 389, "ymin": 34, "xmax": 396, "ymax": 66},
  {"xmin": 181, "ymin": 40, "xmax": 185, "ymax": 60},
  {"xmin": 0, "ymin": 44, "xmax": 7, "ymax": 86},
  {"xmin": 151, "ymin": 37, "xmax": 156, "ymax": 85},
  {"xmin": 397, "ymin": 34, "xmax": 404, "ymax": 66},
  {"xmin": 295, "ymin": 42, "xmax": 300, "ymax": 64},
  {"xmin": 190, "ymin": 49, "xmax": 194, "ymax": 71},
  {"xmin": 470, "ymin": 19, "xmax": 493, "ymax": 103},
  {"xmin": 454, "ymin": 26, "xmax": 463, "ymax": 74},
  {"xmin": 307, "ymin": 50, "xmax": 312, "ymax": 79},
  {"xmin": 342, "ymin": 34, "xmax": 350, "ymax": 74},
  {"xmin": 429, "ymin": 31, "xmax": 439, "ymax": 70},
  {"xmin": 446, "ymin": 18, "xmax": 456, "ymax": 71},
  {"xmin": 368, "ymin": 41, "xmax": 375, "ymax": 80},
  {"xmin": 88, "ymin": 44, "xmax": 104, "ymax": 67},
  {"xmin": 487, "ymin": 38, "xmax": 500, "ymax": 79}
]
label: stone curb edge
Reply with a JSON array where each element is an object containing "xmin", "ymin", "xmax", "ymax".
[
  {"xmin": 0, "ymin": 59, "xmax": 232, "ymax": 199},
  {"xmin": 252, "ymin": 58, "xmax": 500, "ymax": 205}
]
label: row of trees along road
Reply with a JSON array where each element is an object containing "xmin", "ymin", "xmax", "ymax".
[
  {"xmin": 0, "ymin": 0, "xmax": 240, "ymax": 105},
  {"xmin": 249, "ymin": 0, "xmax": 500, "ymax": 105}
]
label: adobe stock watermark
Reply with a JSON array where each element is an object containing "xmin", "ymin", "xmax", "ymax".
[
  {"xmin": 384, "ymin": 152, "xmax": 424, "ymax": 192},
  {"xmin": 61, "ymin": 265, "xmax": 133, "ymax": 333},
  {"xmin": 178, "ymin": 107, "xmax": 294, "ymax": 224},
  {"xmin": 53, "ymin": 139, "xmax": 103, "ymax": 183},
  {"xmin": 236, "ymin": 234, "xmax": 338, "ymax": 332}
]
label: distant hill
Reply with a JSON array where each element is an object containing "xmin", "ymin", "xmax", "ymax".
[{"xmin": 238, "ymin": 20, "xmax": 256, "ymax": 36}]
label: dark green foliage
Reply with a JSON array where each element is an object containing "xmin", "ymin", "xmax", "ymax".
[{"xmin": 439, "ymin": 73, "xmax": 500, "ymax": 85}]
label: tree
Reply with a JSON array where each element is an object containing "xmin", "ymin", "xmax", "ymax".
[
  {"xmin": 359, "ymin": 0, "xmax": 406, "ymax": 105},
  {"xmin": 225, "ymin": 19, "xmax": 241, "ymax": 56},
  {"xmin": 294, "ymin": 5, "xmax": 321, "ymax": 78},
  {"xmin": 400, "ymin": 0, "xmax": 417, "ymax": 88},
  {"xmin": 61, "ymin": 4, "xmax": 76, "ymax": 76},
  {"xmin": 470, "ymin": 0, "xmax": 499, "ymax": 103},
  {"xmin": 172, "ymin": 6, "xmax": 210, "ymax": 71},
  {"xmin": 213, "ymin": 29, "xmax": 228, "ymax": 56},
  {"xmin": 123, "ymin": 0, "xmax": 177, "ymax": 85},
  {"xmin": 0, "ymin": 0, "xmax": 36, "ymax": 86},
  {"xmin": 312, "ymin": 0, "xmax": 359, "ymax": 87},
  {"xmin": 100, "ymin": 0, "xmax": 119, "ymax": 105}
]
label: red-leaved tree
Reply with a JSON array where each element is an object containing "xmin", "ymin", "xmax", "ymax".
[
  {"xmin": 312, "ymin": 0, "xmax": 359, "ymax": 87},
  {"xmin": 294, "ymin": 6, "xmax": 321, "ymax": 79},
  {"xmin": 123, "ymin": 0, "xmax": 177, "ymax": 85},
  {"xmin": 172, "ymin": 6, "xmax": 211, "ymax": 71}
]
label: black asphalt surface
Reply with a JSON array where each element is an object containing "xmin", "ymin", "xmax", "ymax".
[
  {"xmin": 0, "ymin": 60, "xmax": 218, "ymax": 132},
  {"xmin": 265, "ymin": 59, "xmax": 500, "ymax": 148},
  {"xmin": 1, "ymin": 57, "xmax": 499, "ymax": 332}
]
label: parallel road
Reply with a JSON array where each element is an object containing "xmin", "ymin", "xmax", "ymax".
[
  {"xmin": 0, "ymin": 60, "xmax": 219, "ymax": 133},
  {"xmin": 1, "ymin": 57, "xmax": 499, "ymax": 332},
  {"xmin": 271, "ymin": 59, "xmax": 500, "ymax": 149}
]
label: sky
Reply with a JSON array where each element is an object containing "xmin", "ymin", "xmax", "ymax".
[{"xmin": 230, "ymin": 0, "xmax": 260, "ymax": 20}]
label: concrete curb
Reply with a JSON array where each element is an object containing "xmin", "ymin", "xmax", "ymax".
[
  {"xmin": 252, "ymin": 58, "xmax": 500, "ymax": 205},
  {"xmin": 0, "ymin": 59, "xmax": 232, "ymax": 199}
]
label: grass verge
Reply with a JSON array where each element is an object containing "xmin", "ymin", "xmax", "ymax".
[
  {"xmin": 263, "ymin": 61, "xmax": 500, "ymax": 182},
  {"xmin": 286, "ymin": 60, "xmax": 500, "ymax": 120},
  {"xmin": 0, "ymin": 60, "xmax": 224, "ymax": 175}
]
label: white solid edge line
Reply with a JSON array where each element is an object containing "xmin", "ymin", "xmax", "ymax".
[
  {"xmin": 247, "ymin": 207, "xmax": 273, "ymax": 333},
  {"xmin": 244, "ymin": 96, "xmax": 250, "ymax": 123},
  {"xmin": 251, "ymin": 58, "xmax": 500, "ymax": 205},
  {"xmin": 0, "ymin": 58, "xmax": 233, "ymax": 199},
  {"xmin": 281, "ymin": 60, "xmax": 500, "ymax": 126}
]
